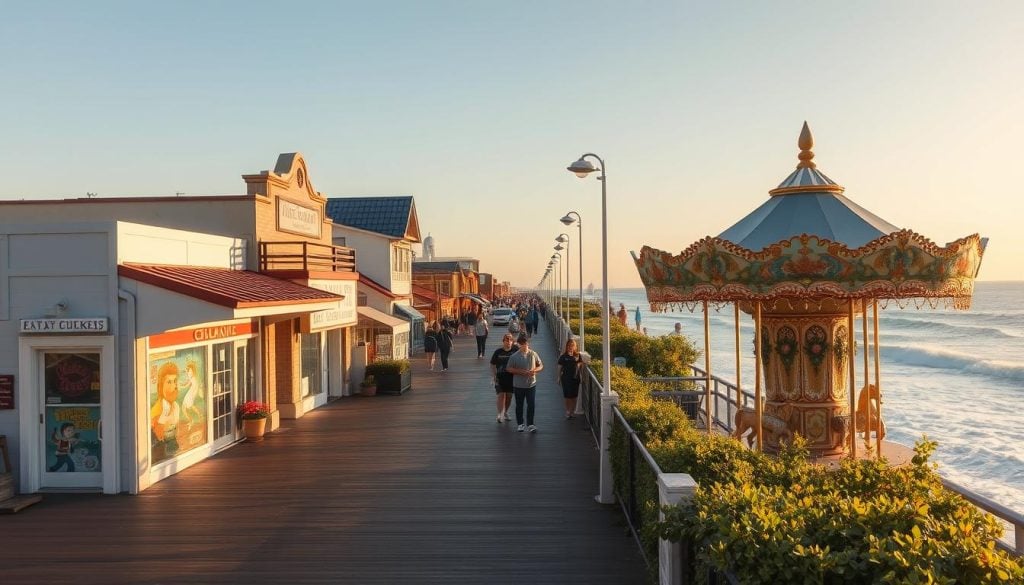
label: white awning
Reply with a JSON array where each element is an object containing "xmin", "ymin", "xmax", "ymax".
[{"xmin": 357, "ymin": 306, "xmax": 410, "ymax": 331}]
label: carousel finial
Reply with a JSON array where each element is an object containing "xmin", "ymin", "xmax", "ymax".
[{"xmin": 797, "ymin": 121, "xmax": 816, "ymax": 169}]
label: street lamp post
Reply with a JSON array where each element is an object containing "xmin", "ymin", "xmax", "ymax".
[
  {"xmin": 561, "ymin": 211, "xmax": 584, "ymax": 355},
  {"xmin": 566, "ymin": 153, "xmax": 615, "ymax": 504},
  {"xmin": 555, "ymin": 234, "xmax": 570, "ymax": 331},
  {"xmin": 550, "ymin": 252, "xmax": 562, "ymax": 318}
]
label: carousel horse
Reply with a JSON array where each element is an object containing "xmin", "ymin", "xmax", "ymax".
[
  {"xmin": 733, "ymin": 407, "xmax": 792, "ymax": 448},
  {"xmin": 855, "ymin": 383, "xmax": 886, "ymax": 441}
]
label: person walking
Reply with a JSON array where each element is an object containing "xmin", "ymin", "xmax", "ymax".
[
  {"xmin": 424, "ymin": 322, "xmax": 439, "ymax": 371},
  {"xmin": 436, "ymin": 321, "xmax": 455, "ymax": 371},
  {"xmin": 634, "ymin": 306, "xmax": 642, "ymax": 332},
  {"xmin": 670, "ymin": 322, "xmax": 683, "ymax": 336},
  {"xmin": 527, "ymin": 305, "xmax": 539, "ymax": 338},
  {"xmin": 473, "ymin": 312, "xmax": 489, "ymax": 358},
  {"xmin": 556, "ymin": 338, "xmax": 583, "ymax": 419},
  {"xmin": 490, "ymin": 333, "xmax": 517, "ymax": 422},
  {"xmin": 617, "ymin": 303, "xmax": 628, "ymax": 327},
  {"xmin": 506, "ymin": 334, "xmax": 543, "ymax": 432}
]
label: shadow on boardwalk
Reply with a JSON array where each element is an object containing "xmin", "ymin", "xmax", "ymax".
[{"xmin": 0, "ymin": 320, "xmax": 648, "ymax": 585}]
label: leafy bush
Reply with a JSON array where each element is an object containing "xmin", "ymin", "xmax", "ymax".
[
  {"xmin": 655, "ymin": 439, "xmax": 1024, "ymax": 584},
  {"xmin": 365, "ymin": 358, "xmax": 410, "ymax": 376}
]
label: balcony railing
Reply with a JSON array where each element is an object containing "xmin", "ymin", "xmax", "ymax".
[{"xmin": 259, "ymin": 241, "xmax": 356, "ymax": 273}]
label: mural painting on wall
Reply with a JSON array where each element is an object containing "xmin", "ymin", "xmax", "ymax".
[
  {"xmin": 149, "ymin": 347, "xmax": 208, "ymax": 465},
  {"xmin": 44, "ymin": 353, "xmax": 103, "ymax": 472}
]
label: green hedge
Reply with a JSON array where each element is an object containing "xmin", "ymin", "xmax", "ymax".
[{"xmin": 365, "ymin": 358, "xmax": 411, "ymax": 376}]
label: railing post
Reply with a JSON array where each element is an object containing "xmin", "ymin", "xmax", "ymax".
[
  {"xmin": 596, "ymin": 392, "xmax": 620, "ymax": 504},
  {"xmin": 628, "ymin": 432, "xmax": 638, "ymax": 528},
  {"xmin": 658, "ymin": 473, "xmax": 697, "ymax": 585}
]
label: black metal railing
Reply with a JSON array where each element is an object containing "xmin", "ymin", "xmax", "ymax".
[{"xmin": 610, "ymin": 404, "xmax": 662, "ymax": 570}]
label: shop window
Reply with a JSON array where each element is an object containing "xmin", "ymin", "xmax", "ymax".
[
  {"xmin": 438, "ymin": 281, "xmax": 450, "ymax": 296},
  {"xmin": 149, "ymin": 346, "xmax": 209, "ymax": 465},
  {"xmin": 300, "ymin": 332, "xmax": 322, "ymax": 396}
]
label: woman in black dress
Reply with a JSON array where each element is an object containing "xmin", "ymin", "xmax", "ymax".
[
  {"xmin": 556, "ymin": 338, "xmax": 582, "ymax": 419},
  {"xmin": 424, "ymin": 322, "xmax": 440, "ymax": 371}
]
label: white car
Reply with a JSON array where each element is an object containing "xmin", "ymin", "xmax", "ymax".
[{"xmin": 490, "ymin": 307, "xmax": 516, "ymax": 326}]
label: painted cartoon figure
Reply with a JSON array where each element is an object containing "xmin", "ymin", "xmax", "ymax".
[
  {"xmin": 151, "ymin": 362, "xmax": 182, "ymax": 458},
  {"xmin": 181, "ymin": 362, "xmax": 203, "ymax": 428},
  {"xmin": 48, "ymin": 422, "xmax": 79, "ymax": 472}
]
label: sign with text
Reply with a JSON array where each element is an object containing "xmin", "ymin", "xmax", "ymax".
[
  {"xmin": 277, "ymin": 198, "xmax": 321, "ymax": 238},
  {"xmin": 20, "ymin": 318, "xmax": 109, "ymax": 334},
  {"xmin": 0, "ymin": 375, "xmax": 13, "ymax": 409},
  {"xmin": 301, "ymin": 279, "xmax": 357, "ymax": 332},
  {"xmin": 149, "ymin": 320, "xmax": 257, "ymax": 349}
]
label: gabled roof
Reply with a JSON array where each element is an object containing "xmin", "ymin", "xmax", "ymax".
[
  {"xmin": 118, "ymin": 264, "xmax": 342, "ymax": 308},
  {"xmin": 358, "ymin": 274, "xmax": 398, "ymax": 299},
  {"xmin": 325, "ymin": 196, "xmax": 421, "ymax": 242}
]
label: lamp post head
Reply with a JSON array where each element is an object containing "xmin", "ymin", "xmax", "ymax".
[
  {"xmin": 556, "ymin": 234, "xmax": 568, "ymax": 243},
  {"xmin": 554, "ymin": 244, "xmax": 564, "ymax": 251},
  {"xmin": 560, "ymin": 214, "xmax": 576, "ymax": 226},
  {"xmin": 567, "ymin": 158, "xmax": 597, "ymax": 178}
]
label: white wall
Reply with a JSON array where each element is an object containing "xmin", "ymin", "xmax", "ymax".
[
  {"xmin": 333, "ymin": 226, "xmax": 392, "ymax": 287},
  {"xmin": 117, "ymin": 222, "xmax": 246, "ymax": 268}
]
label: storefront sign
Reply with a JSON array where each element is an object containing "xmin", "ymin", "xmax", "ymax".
[
  {"xmin": 301, "ymin": 280, "xmax": 357, "ymax": 332},
  {"xmin": 149, "ymin": 319, "xmax": 257, "ymax": 349},
  {"xmin": 19, "ymin": 318, "xmax": 109, "ymax": 334},
  {"xmin": 277, "ymin": 198, "xmax": 321, "ymax": 238},
  {"xmin": 0, "ymin": 375, "xmax": 13, "ymax": 409}
]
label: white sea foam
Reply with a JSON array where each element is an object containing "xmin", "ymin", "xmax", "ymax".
[{"xmin": 882, "ymin": 344, "xmax": 1024, "ymax": 383}]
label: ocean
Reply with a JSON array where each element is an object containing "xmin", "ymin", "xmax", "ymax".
[{"xmin": 597, "ymin": 282, "xmax": 1024, "ymax": 515}]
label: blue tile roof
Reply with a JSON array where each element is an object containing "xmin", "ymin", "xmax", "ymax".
[{"xmin": 325, "ymin": 196, "xmax": 414, "ymax": 238}]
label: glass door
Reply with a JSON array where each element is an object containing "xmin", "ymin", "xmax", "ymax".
[
  {"xmin": 211, "ymin": 342, "xmax": 235, "ymax": 450},
  {"xmin": 40, "ymin": 352, "xmax": 103, "ymax": 489}
]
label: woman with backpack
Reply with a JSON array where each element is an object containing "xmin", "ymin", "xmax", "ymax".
[
  {"xmin": 424, "ymin": 322, "xmax": 440, "ymax": 371},
  {"xmin": 436, "ymin": 320, "xmax": 455, "ymax": 372}
]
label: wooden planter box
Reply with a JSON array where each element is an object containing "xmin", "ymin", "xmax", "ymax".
[{"xmin": 376, "ymin": 369, "xmax": 412, "ymax": 395}]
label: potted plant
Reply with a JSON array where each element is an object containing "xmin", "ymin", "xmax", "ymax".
[
  {"xmin": 364, "ymin": 358, "xmax": 412, "ymax": 395},
  {"xmin": 360, "ymin": 375, "xmax": 378, "ymax": 397},
  {"xmin": 238, "ymin": 400, "xmax": 270, "ymax": 442}
]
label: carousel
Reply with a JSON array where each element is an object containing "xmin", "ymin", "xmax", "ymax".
[{"xmin": 632, "ymin": 123, "xmax": 987, "ymax": 460}]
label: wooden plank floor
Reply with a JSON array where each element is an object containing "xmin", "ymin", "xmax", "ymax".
[{"xmin": 0, "ymin": 320, "xmax": 648, "ymax": 585}]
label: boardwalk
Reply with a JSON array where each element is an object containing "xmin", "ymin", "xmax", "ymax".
[{"xmin": 0, "ymin": 321, "xmax": 647, "ymax": 585}]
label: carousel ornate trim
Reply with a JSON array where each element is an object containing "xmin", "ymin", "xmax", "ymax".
[{"xmin": 634, "ymin": 230, "xmax": 985, "ymax": 311}]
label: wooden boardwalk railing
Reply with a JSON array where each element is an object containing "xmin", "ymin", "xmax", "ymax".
[{"xmin": 0, "ymin": 318, "xmax": 646, "ymax": 585}]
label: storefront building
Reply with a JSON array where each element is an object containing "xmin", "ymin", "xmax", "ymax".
[{"xmin": 0, "ymin": 153, "xmax": 360, "ymax": 493}]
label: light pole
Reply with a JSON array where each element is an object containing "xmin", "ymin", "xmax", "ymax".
[
  {"xmin": 550, "ymin": 252, "xmax": 562, "ymax": 318},
  {"xmin": 555, "ymin": 234, "xmax": 570, "ymax": 330},
  {"xmin": 561, "ymin": 211, "xmax": 584, "ymax": 354},
  {"xmin": 567, "ymin": 152, "xmax": 614, "ymax": 504}
]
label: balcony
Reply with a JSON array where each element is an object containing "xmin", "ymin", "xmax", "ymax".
[{"xmin": 258, "ymin": 241, "xmax": 356, "ymax": 273}]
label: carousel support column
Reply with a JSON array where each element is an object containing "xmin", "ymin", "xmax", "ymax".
[
  {"xmin": 734, "ymin": 304, "xmax": 742, "ymax": 414},
  {"xmin": 703, "ymin": 301, "xmax": 713, "ymax": 434},
  {"xmin": 847, "ymin": 302, "xmax": 857, "ymax": 459},
  {"xmin": 873, "ymin": 300, "xmax": 883, "ymax": 457},
  {"xmin": 862, "ymin": 301, "xmax": 871, "ymax": 452},
  {"xmin": 754, "ymin": 302, "xmax": 763, "ymax": 451}
]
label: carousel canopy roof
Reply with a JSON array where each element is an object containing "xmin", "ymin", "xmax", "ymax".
[
  {"xmin": 632, "ymin": 123, "xmax": 986, "ymax": 310},
  {"xmin": 718, "ymin": 192, "xmax": 900, "ymax": 251},
  {"xmin": 720, "ymin": 122, "xmax": 899, "ymax": 250}
]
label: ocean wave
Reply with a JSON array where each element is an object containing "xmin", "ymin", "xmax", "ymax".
[
  {"xmin": 882, "ymin": 344, "xmax": 1024, "ymax": 383},
  {"xmin": 881, "ymin": 316, "xmax": 1022, "ymax": 339}
]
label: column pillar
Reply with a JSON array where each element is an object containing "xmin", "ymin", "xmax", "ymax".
[
  {"xmin": 596, "ymin": 391, "xmax": 620, "ymax": 504},
  {"xmin": 658, "ymin": 473, "xmax": 697, "ymax": 585}
]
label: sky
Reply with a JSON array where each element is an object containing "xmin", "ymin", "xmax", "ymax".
[{"xmin": 2, "ymin": 1, "xmax": 1022, "ymax": 287}]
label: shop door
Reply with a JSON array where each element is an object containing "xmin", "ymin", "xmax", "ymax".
[
  {"xmin": 40, "ymin": 352, "xmax": 104, "ymax": 489},
  {"xmin": 210, "ymin": 342, "xmax": 237, "ymax": 451}
]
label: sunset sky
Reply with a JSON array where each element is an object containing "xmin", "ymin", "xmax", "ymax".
[{"xmin": 2, "ymin": 1, "xmax": 1021, "ymax": 286}]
